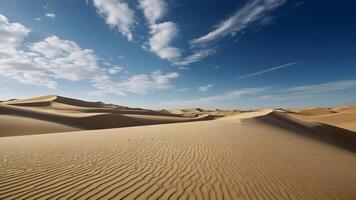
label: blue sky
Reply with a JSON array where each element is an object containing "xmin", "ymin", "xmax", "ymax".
[{"xmin": 0, "ymin": 0, "xmax": 355, "ymax": 109}]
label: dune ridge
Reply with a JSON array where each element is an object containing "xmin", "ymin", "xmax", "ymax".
[
  {"xmin": 254, "ymin": 111, "xmax": 356, "ymax": 152},
  {"xmin": 0, "ymin": 95, "xmax": 218, "ymax": 137}
]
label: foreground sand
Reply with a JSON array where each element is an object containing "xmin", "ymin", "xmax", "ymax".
[
  {"xmin": 1, "ymin": 95, "xmax": 356, "ymax": 199},
  {"xmin": 1, "ymin": 110, "xmax": 356, "ymax": 199}
]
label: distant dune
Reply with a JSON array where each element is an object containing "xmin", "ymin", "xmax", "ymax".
[
  {"xmin": 0, "ymin": 95, "xmax": 355, "ymax": 199},
  {"xmin": 0, "ymin": 95, "xmax": 217, "ymax": 137},
  {"xmin": 286, "ymin": 106, "xmax": 356, "ymax": 132}
]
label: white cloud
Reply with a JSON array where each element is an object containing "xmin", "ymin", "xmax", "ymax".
[
  {"xmin": 149, "ymin": 22, "xmax": 181, "ymax": 61},
  {"xmin": 35, "ymin": 17, "xmax": 42, "ymax": 21},
  {"xmin": 237, "ymin": 61, "xmax": 298, "ymax": 79},
  {"xmin": 0, "ymin": 15, "xmax": 30, "ymax": 49},
  {"xmin": 0, "ymin": 34, "xmax": 104, "ymax": 88},
  {"xmin": 138, "ymin": 0, "xmax": 181, "ymax": 62},
  {"xmin": 107, "ymin": 66, "xmax": 124, "ymax": 74},
  {"xmin": 136, "ymin": 0, "xmax": 213, "ymax": 66},
  {"xmin": 0, "ymin": 14, "xmax": 179, "ymax": 96},
  {"xmin": 138, "ymin": 0, "xmax": 166, "ymax": 24},
  {"xmin": 28, "ymin": 36, "xmax": 103, "ymax": 81},
  {"xmin": 45, "ymin": 13, "xmax": 56, "ymax": 19},
  {"xmin": 93, "ymin": 0, "xmax": 135, "ymax": 41},
  {"xmin": 198, "ymin": 84, "xmax": 214, "ymax": 92},
  {"xmin": 92, "ymin": 70, "xmax": 179, "ymax": 96},
  {"xmin": 191, "ymin": 0, "xmax": 286, "ymax": 46},
  {"xmin": 0, "ymin": 15, "xmax": 55, "ymax": 88}
]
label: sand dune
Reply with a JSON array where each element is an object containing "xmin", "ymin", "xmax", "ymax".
[
  {"xmin": 1, "ymin": 110, "xmax": 356, "ymax": 199},
  {"xmin": 285, "ymin": 106, "xmax": 356, "ymax": 132},
  {"xmin": 3, "ymin": 95, "xmax": 116, "ymax": 108},
  {"xmin": 0, "ymin": 95, "xmax": 355, "ymax": 199},
  {"xmin": 0, "ymin": 95, "xmax": 222, "ymax": 137}
]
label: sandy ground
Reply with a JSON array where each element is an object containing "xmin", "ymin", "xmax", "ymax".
[{"xmin": 0, "ymin": 95, "xmax": 356, "ymax": 199}]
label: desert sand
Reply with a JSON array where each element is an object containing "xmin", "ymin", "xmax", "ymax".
[
  {"xmin": 0, "ymin": 95, "xmax": 215, "ymax": 137},
  {"xmin": 0, "ymin": 95, "xmax": 356, "ymax": 199},
  {"xmin": 285, "ymin": 106, "xmax": 356, "ymax": 132}
]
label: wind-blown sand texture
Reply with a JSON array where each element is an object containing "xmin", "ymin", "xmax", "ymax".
[{"xmin": 1, "ymin": 96, "xmax": 356, "ymax": 199}]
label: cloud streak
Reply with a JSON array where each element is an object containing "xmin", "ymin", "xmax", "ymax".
[
  {"xmin": 191, "ymin": 0, "xmax": 286, "ymax": 46},
  {"xmin": 172, "ymin": 49, "xmax": 216, "ymax": 66},
  {"xmin": 237, "ymin": 61, "xmax": 298, "ymax": 79},
  {"xmin": 159, "ymin": 87, "xmax": 267, "ymax": 108},
  {"xmin": 159, "ymin": 80, "xmax": 356, "ymax": 108}
]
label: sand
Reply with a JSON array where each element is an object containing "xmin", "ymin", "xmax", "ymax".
[
  {"xmin": 287, "ymin": 107, "xmax": 356, "ymax": 132},
  {"xmin": 0, "ymin": 95, "xmax": 356, "ymax": 199},
  {"xmin": 0, "ymin": 95, "xmax": 216, "ymax": 137}
]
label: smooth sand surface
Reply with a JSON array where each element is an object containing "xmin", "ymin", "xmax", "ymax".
[
  {"xmin": 1, "ymin": 110, "xmax": 356, "ymax": 199},
  {"xmin": 286, "ymin": 106, "xmax": 356, "ymax": 132},
  {"xmin": 0, "ymin": 96, "xmax": 216, "ymax": 137},
  {"xmin": 1, "ymin": 96, "xmax": 356, "ymax": 199},
  {"xmin": 0, "ymin": 115, "xmax": 81, "ymax": 136}
]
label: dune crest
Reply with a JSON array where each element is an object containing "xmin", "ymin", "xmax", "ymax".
[{"xmin": 0, "ymin": 95, "xmax": 221, "ymax": 137}]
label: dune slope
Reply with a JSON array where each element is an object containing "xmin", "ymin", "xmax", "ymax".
[
  {"xmin": 290, "ymin": 111, "xmax": 356, "ymax": 132},
  {"xmin": 0, "ymin": 96, "xmax": 214, "ymax": 137},
  {"xmin": 1, "ymin": 111, "xmax": 355, "ymax": 200}
]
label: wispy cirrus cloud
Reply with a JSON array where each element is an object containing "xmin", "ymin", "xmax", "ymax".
[
  {"xmin": 237, "ymin": 61, "xmax": 298, "ymax": 79},
  {"xmin": 172, "ymin": 48, "xmax": 216, "ymax": 66},
  {"xmin": 159, "ymin": 80, "xmax": 356, "ymax": 108},
  {"xmin": 160, "ymin": 87, "xmax": 267, "ymax": 108},
  {"xmin": 284, "ymin": 80, "xmax": 356, "ymax": 95},
  {"xmin": 191, "ymin": 0, "xmax": 286, "ymax": 46},
  {"xmin": 92, "ymin": 0, "xmax": 135, "ymax": 41}
]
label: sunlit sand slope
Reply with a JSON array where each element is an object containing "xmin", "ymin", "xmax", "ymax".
[
  {"xmin": 287, "ymin": 106, "xmax": 356, "ymax": 132},
  {"xmin": 1, "ymin": 111, "xmax": 355, "ymax": 200},
  {"xmin": 0, "ymin": 96, "xmax": 215, "ymax": 137}
]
